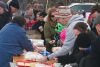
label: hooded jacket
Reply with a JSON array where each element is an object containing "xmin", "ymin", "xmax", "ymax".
[{"xmin": 48, "ymin": 14, "xmax": 85, "ymax": 59}]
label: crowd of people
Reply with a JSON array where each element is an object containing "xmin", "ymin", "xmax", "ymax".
[{"xmin": 0, "ymin": 0, "xmax": 100, "ymax": 67}]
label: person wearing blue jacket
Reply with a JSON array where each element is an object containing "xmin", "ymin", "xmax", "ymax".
[{"xmin": 0, "ymin": 16, "xmax": 34, "ymax": 67}]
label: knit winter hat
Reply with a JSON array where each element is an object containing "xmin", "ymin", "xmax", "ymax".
[
  {"xmin": 0, "ymin": 1, "xmax": 8, "ymax": 11},
  {"xmin": 8, "ymin": 0, "xmax": 19, "ymax": 9}
]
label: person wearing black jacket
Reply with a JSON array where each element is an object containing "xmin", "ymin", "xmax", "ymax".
[
  {"xmin": 7, "ymin": 0, "xmax": 20, "ymax": 18},
  {"xmin": 0, "ymin": 1, "xmax": 10, "ymax": 30},
  {"xmin": 69, "ymin": 22, "xmax": 96, "ymax": 65},
  {"xmin": 79, "ymin": 15, "xmax": 100, "ymax": 67},
  {"xmin": 0, "ymin": 0, "xmax": 20, "ymax": 30},
  {"xmin": 32, "ymin": 11, "xmax": 47, "ymax": 40},
  {"xmin": 79, "ymin": 37, "xmax": 100, "ymax": 67}
]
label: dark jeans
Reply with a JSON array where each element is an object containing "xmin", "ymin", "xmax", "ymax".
[{"xmin": 57, "ymin": 54, "xmax": 76, "ymax": 65}]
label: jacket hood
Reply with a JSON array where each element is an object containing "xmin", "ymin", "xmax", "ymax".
[{"xmin": 67, "ymin": 14, "xmax": 84, "ymax": 27}]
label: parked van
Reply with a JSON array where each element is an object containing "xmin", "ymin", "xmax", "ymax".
[
  {"xmin": 68, "ymin": 3, "xmax": 99, "ymax": 12},
  {"xmin": 68, "ymin": 3, "xmax": 100, "ymax": 23}
]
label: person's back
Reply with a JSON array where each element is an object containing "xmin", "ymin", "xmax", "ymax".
[
  {"xmin": 74, "ymin": 31, "xmax": 97, "ymax": 64},
  {"xmin": 0, "ymin": 23, "xmax": 26, "ymax": 55},
  {"xmin": 79, "ymin": 36, "xmax": 100, "ymax": 67},
  {"xmin": 0, "ymin": 16, "xmax": 34, "ymax": 67},
  {"xmin": 79, "ymin": 55, "xmax": 100, "ymax": 67}
]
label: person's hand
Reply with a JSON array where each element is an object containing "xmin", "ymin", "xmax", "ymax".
[
  {"xmin": 34, "ymin": 47, "xmax": 42, "ymax": 53},
  {"xmin": 39, "ymin": 26, "xmax": 43, "ymax": 32},
  {"xmin": 33, "ymin": 45, "xmax": 41, "ymax": 52},
  {"xmin": 49, "ymin": 40, "xmax": 55, "ymax": 44},
  {"xmin": 52, "ymin": 57, "xmax": 58, "ymax": 62},
  {"xmin": 52, "ymin": 47, "xmax": 61, "ymax": 52},
  {"xmin": 38, "ymin": 56, "xmax": 48, "ymax": 63}
]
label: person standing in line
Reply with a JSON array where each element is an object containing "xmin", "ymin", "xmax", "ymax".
[
  {"xmin": 87, "ymin": 4, "xmax": 100, "ymax": 35},
  {"xmin": 0, "ymin": 1, "xmax": 11, "ymax": 30},
  {"xmin": 0, "ymin": 0, "xmax": 20, "ymax": 30},
  {"xmin": 7, "ymin": 0, "xmax": 20, "ymax": 19}
]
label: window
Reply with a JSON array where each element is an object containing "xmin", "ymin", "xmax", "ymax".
[{"xmin": 70, "ymin": 5, "xmax": 94, "ymax": 12}]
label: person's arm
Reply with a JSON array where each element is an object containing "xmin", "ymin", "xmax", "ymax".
[
  {"xmin": 18, "ymin": 30, "xmax": 34, "ymax": 51},
  {"xmin": 44, "ymin": 22, "xmax": 52, "ymax": 43},
  {"xmin": 48, "ymin": 28, "xmax": 76, "ymax": 59}
]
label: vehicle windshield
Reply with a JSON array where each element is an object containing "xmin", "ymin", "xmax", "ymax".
[{"xmin": 70, "ymin": 5, "xmax": 94, "ymax": 12}]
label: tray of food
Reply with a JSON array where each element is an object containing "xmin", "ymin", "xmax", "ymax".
[{"xmin": 13, "ymin": 52, "xmax": 56, "ymax": 67}]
